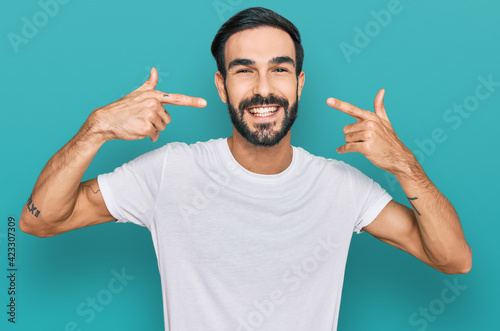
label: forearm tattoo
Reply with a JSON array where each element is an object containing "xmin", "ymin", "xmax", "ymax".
[
  {"xmin": 26, "ymin": 195, "xmax": 40, "ymax": 218},
  {"xmin": 407, "ymin": 197, "xmax": 421, "ymax": 216}
]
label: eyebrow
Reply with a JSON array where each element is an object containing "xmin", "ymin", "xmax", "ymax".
[
  {"xmin": 227, "ymin": 56, "xmax": 296, "ymax": 71},
  {"xmin": 270, "ymin": 56, "xmax": 296, "ymax": 67}
]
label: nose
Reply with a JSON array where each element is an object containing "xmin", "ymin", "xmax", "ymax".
[{"xmin": 252, "ymin": 72, "xmax": 274, "ymax": 98}]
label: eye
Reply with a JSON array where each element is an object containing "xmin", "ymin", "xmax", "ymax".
[
  {"xmin": 274, "ymin": 67, "xmax": 289, "ymax": 73},
  {"xmin": 236, "ymin": 68, "xmax": 251, "ymax": 73}
]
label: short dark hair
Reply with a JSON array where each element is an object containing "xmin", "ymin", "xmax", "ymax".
[{"xmin": 211, "ymin": 7, "xmax": 304, "ymax": 79}]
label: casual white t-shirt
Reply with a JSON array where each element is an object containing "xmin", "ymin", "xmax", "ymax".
[{"xmin": 98, "ymin": 138, "xmax": 392, "ymax": 331}]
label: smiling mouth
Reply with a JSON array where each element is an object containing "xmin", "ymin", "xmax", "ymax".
[{"xmin": 245, "ymin": 105, "xmax": 281, "ymax": 117}]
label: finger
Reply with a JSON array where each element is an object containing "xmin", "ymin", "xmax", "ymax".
[
  {"xmin": 151, "ymin": 90, "xmax": 207, "ymax": 108},
  {"xmin": 157, "ymin": 106, "xmax": 171, "ymax": 125},
  {"xmin": 151, "ymin": 113, "xmax": 167, "ymax": 132},
  {"xmin": 374, "ymin": 89, "xmax": 389, "ymax": 122},
  {"xmin": 136, "ymin": 67, "xmax": 158, "ymax": 92},
  {"xmin": 326, "ymin": 97, "xmax": 372, "ymax": 122},
  {"xmin": 337, "ymin": 142, "xmax": 365, "ymax": 154},
  {"xmin": 150, "ymin": 129, "xmax": 160, "ymax": 143},
  {"xmin": 343, "ymin": 120, "xmax": 377, "ymax": 134},
  {"xmin": 146, "ymin": 121, "xmax": 159, "ymax": 142},
  {"xmin": 344, "ymin": 131, "xmax": 372, "ymax": 143}
]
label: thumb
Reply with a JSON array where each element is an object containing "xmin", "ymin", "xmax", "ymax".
[
  {"xmin": 136, "ymin": 67, "xmax": 158, "ymax": 92},
  {"xmin": 374, "ymin": 88, "xmax": 389, "ymax": 121}
]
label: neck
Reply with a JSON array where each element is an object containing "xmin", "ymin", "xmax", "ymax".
[{"xmin": 227, "ymin": 129, "xmax": 293, "ymax": 175}]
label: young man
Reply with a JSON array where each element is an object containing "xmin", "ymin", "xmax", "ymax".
[{"xmin": 20, "ymin": 7, "xmax": 471, "ymax": 331}]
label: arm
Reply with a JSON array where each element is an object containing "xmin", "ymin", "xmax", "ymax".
[
  {"xmin": 19, "ymin": 125, "xmax": 111, "ymax": 237},
  {"xmin": 327, "ymin": 90, "xmax": 472, "ymax": 274},
  {"xmin": 20, "ymin": 68, "xmax": 207, "ymax": 237}
]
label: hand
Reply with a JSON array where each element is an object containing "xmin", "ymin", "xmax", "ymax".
[
  {"xmin": 89, "ymin": 67, "xmax": 207, "ymax": 143},
  {"xmin": 326, "ymin": 89, "xmax": 416, "ymax": 175}
]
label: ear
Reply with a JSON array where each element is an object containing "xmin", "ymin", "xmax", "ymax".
[
  {"xmin": 297, "ymin": 71, "xmax": 305, "ymax": 101},
  {"xmin": 215, "ymin": 71, "xmax": 228, "ymax": 103}
]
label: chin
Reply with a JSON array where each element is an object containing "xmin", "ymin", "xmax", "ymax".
[{"xmin": 227, "ymin": 95, "xmax": 299, "ymax": 147}]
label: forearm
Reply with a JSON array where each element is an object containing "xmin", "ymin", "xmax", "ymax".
[
  {"xmin": 20, "ymin": 119, "xmax": 106, "ymax": 235},
  {"xmin": 19, "ymin": 68, "xmax": 205, "ymax": 236},
  {"xmin": 394, "ymin": 157, "xmax": 472, "ymax": 273}
]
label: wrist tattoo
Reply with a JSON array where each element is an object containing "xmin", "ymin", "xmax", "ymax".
[
  {"xmin": 407, "ymin": 197, "xmax": 421, "ymax": 216},
  {"xmin": 26, "ymin": 195, "xmax": 40, "ymax": 218},
  {"xmin": 82, "ymin": 185, "xmax": 100, "ymax": 195}
]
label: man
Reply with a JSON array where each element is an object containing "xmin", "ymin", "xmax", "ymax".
[{"xmin": 20, "ymin": 6, "xmax": 471, "ymax": 331}]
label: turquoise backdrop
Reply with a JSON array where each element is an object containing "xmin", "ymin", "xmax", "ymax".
[{"xmin": 1, "ymin": 0, "xmax": 498, "ymax": 330}]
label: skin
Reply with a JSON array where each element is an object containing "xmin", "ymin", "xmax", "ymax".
[
  {"xmin": 215, "ymin": 27, "xmax": 305, "ymax": 174},
  {"xmin": 20, "ymin": 26, "xmax": 471, "ymax": 275},
  {"xmin": 19, "ymin": 69, "xmax": 207, "ymax": 235},
  {"xmin": 328, "ymin": 92, "xmax": 472, "ymax": 274}
]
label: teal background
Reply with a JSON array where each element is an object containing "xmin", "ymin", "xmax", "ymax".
[{"xmin": 1, "ymin": 0, "xmax": 498, "ymax": 330}]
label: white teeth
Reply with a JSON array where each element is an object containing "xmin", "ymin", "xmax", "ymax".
[{"xmin": 247, "ymin": 106, "xmax": 279, "ymax": 117}]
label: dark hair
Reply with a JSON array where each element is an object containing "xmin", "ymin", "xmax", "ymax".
[{"xmin": 211, "ymin": 7, "xmax": 304, "ymax": 79}]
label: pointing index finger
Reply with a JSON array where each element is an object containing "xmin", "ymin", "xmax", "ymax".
[
  {"xmin": 327, "ymin": 97, "xmax": 372, "ymax": 121},
  {"xmin": 155, "ymin": 91, "xmax": 207, "ymax": 108}
]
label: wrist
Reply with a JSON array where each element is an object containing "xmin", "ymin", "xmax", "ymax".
[
  {"xmin": 392, "ymin": 150, "xmax": 427, "ymax": 185},
  {"xmin": 80, "ymin": 108, "xmax": 113, "ymax": 146}
]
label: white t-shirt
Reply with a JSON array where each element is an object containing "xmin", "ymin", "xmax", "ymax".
[{"xmin": 98, "ymin": 138, "xmax": 392, "ymax": 331}]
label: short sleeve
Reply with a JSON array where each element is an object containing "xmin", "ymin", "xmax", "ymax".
[
  {"xmin": 97, "ymin": 145, "xmax": 167, "ymax": 228},
  {"xmin": 346, "ymin": 165, "xmax": 393, "ymax": 234}
]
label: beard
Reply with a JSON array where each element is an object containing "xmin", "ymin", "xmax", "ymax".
[{"xmin": 225, "ymin": 87, "xmax": 299, "ymax": 147}]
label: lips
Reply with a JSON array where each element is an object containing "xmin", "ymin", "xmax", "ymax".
[{"xmin": 245, "ymin": 105, "xmax": 280, "ymax": 117}]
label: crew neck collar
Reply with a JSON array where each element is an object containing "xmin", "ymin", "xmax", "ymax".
[{"xmin": 217, "ymin": 137, "xmax": 298, "ymax": 184}]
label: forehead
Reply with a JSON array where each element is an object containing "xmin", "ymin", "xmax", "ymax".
[{"xmin": 224, "ymin": 27, "xmax": 296, "ymax": 65}]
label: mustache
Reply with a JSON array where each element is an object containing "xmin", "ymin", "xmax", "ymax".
[{"xmin": 238, "ymin": 94, "xmax": 289, "ymax": 112}]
